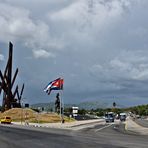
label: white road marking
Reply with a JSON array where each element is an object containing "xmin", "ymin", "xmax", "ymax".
[{"xmin": 95, "ymin": 124, "xmax": 113, "ymax": 132}]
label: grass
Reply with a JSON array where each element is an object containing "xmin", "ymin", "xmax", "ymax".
[{"xmin": 0, "ymin": 108, "xmax": 75, "ymax": 123}]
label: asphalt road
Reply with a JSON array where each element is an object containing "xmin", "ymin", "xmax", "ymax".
[
  {"xmin": 134, "ymin": 119, "xmax": 148, "ymax": 128},
  {"xmin": 0, "ymin": 122, "xmax": 148, "ymax": 148}
]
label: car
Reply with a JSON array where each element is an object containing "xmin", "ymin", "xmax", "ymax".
[
  {"xmin": 119, "ymin": 113, "xmax": 126, "ymax": 122},
  {"xmin": 1, "ymin": 116, "xmax": 12, "ymax": 124},
  {"xmin": 105, "ymin": 112, "xmax": 114, "ymax": 123}
]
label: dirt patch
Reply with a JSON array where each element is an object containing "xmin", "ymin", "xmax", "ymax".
[{"xmin": 0, "ymin": 108, "xmax": 75, "ymax": 123}]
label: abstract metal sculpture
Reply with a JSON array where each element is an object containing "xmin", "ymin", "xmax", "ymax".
[{"xmin": 0, "ymin": 42, "xmax": 24, "ymax": 111}]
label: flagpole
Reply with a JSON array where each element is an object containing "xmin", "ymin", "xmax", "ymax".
[
  {"xmin": 60, "ymin": 78, "xmax": 64, "ymax": 124},
  {"xmin": 62, "ymin": 89, "xmax": 64, "ymax": 119},
  {"xmin": 59, "ymin": 78, "xmax": 61, "ymax": 123},
  {"xmin": 60, "ymin": 89, "xmax": 64, "ymax": 123}
]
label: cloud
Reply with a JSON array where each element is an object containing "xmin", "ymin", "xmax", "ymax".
[
  {"xmin": 90, "ymin": 50, "xmax": 148, "ymax": 88},
  {"xmin": 0, "ymin": 54, "xmax": 4, "ymax": 61},
  {"xmin": 32, "ymin": 49, "xmax": 55, "ymax": 59},
  {"xmin": 46, "ymin": 0, "xmax": 137, "ymax": 53},
  {"xmin": 0, "ymin": 3, "xmax": 33, "ymax": 42},
  {"xmin": 110, "ymin": 51, "xmax": 148, "ymax": 81},
  {"xmin": 49, "ymin": 0, "xmax": 132, "ymax": 33},
  {"xmin": 0, "ymin": 2, "xmax": 63, "ymax": 53},
  {"xmin": 0, "ymin": 0, "xmax": 137, "ymax": 53}
]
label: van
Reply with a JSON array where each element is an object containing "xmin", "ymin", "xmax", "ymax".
[
  {"xmin": 119, "ymin": 113, "xmax": 126, "ymax": 121},
  {"xmin": 105, "ymin": 112, "xmax": 114, "ymax": 123}
]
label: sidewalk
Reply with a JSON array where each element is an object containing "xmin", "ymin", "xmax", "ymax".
[
  {"xmin": 125, "ymin": 117, "xmax": 148, "ymax": 135},
  {"xmin": 12, "ymin": 119, "xmax": 104, "ymax": 130}
]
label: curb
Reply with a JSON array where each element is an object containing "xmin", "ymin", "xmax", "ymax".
[{"xmin": 12, "ymin": 119, "xmax": 104, "ymax": 129}]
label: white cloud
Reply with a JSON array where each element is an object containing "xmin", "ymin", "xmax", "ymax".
[
  {"xmin": 90, "ymin": 50, "xmax": 148, "ymax": 83},
  {"xmin": 110, "ymin": 50, "xmax": 148, "ymax": 80},
  {"xmin": 49, "ymin": 0, "xmax": 132, "ymax": 32},
  {"xmin": 0, "ymin": 54, "xmax": 4, "ymax": 61},
  {"xmin": 0, "ymin": 0, "xmax": 137, "ymax": 54},
  {"xmin": 0, "ymin": 2, "xmax": 64, "ymax": 54},
  {"xmin": 47, "ymin": 0, "xmax": 136, "ymax": 51},
  {"xmin": 0, "ymin": 3, "xmax": 33, "ymax": 42},
  {"xmin": 32, "ymin": 49, "xmax": 55, "ymax": 59}
]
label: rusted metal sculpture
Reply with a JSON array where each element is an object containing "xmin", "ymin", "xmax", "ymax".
[{"xmin": 0, "ymin": 42, "xmax": 24, "ymax": 111}]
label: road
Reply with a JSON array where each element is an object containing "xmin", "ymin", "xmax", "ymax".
[
  {"xmin": 0, "ymin": 121, "xmax": 148, "ymax": 148},
  {"xmin": 134, "ymin": 119, "xmax": 148, "ymax": 128}
]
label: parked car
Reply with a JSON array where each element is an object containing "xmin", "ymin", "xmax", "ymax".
[{"xmin": 1, "ymin": 116, "xmax": 12, "ymax": 124}]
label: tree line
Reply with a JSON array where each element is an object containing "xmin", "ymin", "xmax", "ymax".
[{"xmin": 64, "ymin": 104, "xmax": 148, "ymax": 117}]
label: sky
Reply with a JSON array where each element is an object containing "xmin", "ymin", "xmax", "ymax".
[{"xmin": 0, "ymin": 0, "xmax": 148, "ymax": 107}]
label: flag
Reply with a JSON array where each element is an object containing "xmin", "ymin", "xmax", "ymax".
[{"xmin": 44, "ymin": 78, "xmax": 64, "ymax": 95}]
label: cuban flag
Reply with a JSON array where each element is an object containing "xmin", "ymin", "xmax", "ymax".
[{"xmin": 44, "ymin": 78, "xmax": 64, "ymax": 95}]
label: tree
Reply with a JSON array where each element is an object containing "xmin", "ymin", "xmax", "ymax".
[
  {"xmin": 55, "ymin": 93, "xmax": 60, "ymax": 114},
  {"xmin": 78, "ymin": 109, "xmax": 87, "ymax": 115},
  {"xmin": 113, "ymin": 102, "xmax": 116, "ymax": 108}
]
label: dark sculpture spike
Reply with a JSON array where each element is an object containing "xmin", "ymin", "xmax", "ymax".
[
  {"xmin": 20, "ymin": 84, "xmax": 25, "ymax": 99},
  {"xmin": 0, "ymin": 82, "xmax": 2, "ymax": 94},
  {"xmin": 11, "ymin": 68, "xmax": 18, "ymax": 89},
  {"xmin": 13, "ymin": 85, "xmax": 18, "ymax": 99}
]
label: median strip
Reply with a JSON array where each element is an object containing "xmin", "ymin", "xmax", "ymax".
[{"xmin": 95, "ymin": 124, "xmax": 112, "ymax": 132}]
